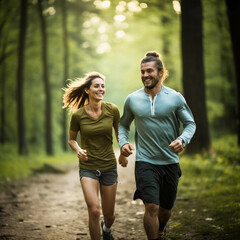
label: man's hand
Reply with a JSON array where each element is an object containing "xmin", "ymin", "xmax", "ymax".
[
  {"xmin": 169, "ymin": 139, "xmax": 184, "ymax": 153},
  {"xmin": 121, "ymin": 143, "xmax": 135, "ymax": 157}
]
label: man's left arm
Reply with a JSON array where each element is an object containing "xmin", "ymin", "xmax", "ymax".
[
  {"xmin": 169, "ymin": 93, "xmax": 196, "ymax": 153},
  {"xmin": 176, "ymin": 93, "xmax": 196, "ymax": 149},
  {"xmin": 169, "ymin": 138, "xmax": 185, "ymax": 153}
]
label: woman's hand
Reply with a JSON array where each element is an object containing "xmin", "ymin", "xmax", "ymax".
[
  {"xmin": 118, "ymin": 154, "xmax": 128, "ymax": 167},
  {"xmin": 77, "ymin": 149, "xmax": 88, "ymax": 162}
]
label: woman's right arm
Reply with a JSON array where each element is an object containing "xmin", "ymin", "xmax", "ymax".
[{"xmin": 69, "ymin": 130, "xmax": 88, "ymax": 161}]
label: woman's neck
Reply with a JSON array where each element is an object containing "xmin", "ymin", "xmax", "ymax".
[
  {"xmin": 88, "ymin": 100, "xmax": 101, "ymax": 111},
  {"xmin": 86, "ymin": 101, "xmax": 102, "ymax": 118}
]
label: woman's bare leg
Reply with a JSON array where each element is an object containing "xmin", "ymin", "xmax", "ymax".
[
  {"xmin": 81, "ymin": 177, "xmax": 101, "ymax": 240},
  {"xmin": 100, "ymin": 183, "xmax": 117, "ymax": 228}
]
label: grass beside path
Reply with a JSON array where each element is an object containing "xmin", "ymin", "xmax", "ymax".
[
  {"xmin": 0, "ymin": 136, "xmax": 240, "ymax": 239},
  {"xmin": 0, "ymin": 145, "xmax": 77, "ymax": 180},
  {"xmin": 169, "ymin": 152, "xmax": 240, "ymax": 240}
]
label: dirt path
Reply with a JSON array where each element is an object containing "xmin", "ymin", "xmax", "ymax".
[
  {"xmin": 1, "ymin": 152, "xmax": 222, "ymax": 240},
  {"xmin": 0, "ymin": 153, "xmax": 147, "ymax": 240}
]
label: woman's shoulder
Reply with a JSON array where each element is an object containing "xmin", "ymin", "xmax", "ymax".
[
  {"xmin": 103, "ymin": 102, "xmax": 120, "ymax": 117},
  {"xmin": 72, "ymin": 106, "xmax": 85, "ymax": 117},
  {"xmin": 103, "ymin": 101, "xmax": 119, "ymax": 110}
]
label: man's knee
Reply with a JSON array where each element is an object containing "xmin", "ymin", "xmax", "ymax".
[
  {"xmin": 159, "ymin": 206, "xmax": 171, "ymax": 215},
  {"xmin": 145, "ymin": 203, "xmax": 159, "ymax": 216}
]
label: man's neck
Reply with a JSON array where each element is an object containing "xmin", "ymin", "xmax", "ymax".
[{"xmin": 144, "ymin": 84, "xmax": 162, "ymax": 99}]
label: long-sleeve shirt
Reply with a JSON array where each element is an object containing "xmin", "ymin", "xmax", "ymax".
[{"xmin": 119, "ymin": 86, "xmax": 196, "ymax": 165}]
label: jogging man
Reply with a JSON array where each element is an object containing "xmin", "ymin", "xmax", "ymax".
[{"xmin": 118, "ymin": 51, "xmax": 196, "ymax": 240}]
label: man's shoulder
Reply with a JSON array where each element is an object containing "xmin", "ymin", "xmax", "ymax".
[
  {"xmin": 127, "ymin": 88, "xmax": 145, "ymax": 98},
  {"xmin": 162, "ymin": 86, "xmax": 183, "ymax": 98},
  {"xmin": 161, "ymin": 86, "xmax": 186, "ymax": 105},
  {"xmin": 162, "ymin": 85, "xmax": 178, "ymax": 94}
]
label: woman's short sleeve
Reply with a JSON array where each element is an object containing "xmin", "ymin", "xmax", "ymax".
[
  {"xmin": 70, "ymin": 113, "xmax": 80, "ymax": 132},
  {"xmin": 112, "ymin": 104, "xmax": 120, "ymax": 126}
]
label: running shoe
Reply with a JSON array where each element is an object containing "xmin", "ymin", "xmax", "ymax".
[
  {"xmin": 101, "ymin": 220, "xmax": 114, "ymax": 240},
  {"xmin": 159, "ymin": 228, "xmax": 167, "ymax": 240}
]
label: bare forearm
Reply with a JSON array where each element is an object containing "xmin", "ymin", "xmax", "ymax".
[
  {"xmin": 68, "ymin": 139, "xmax": 81, "ymax": 153},
  {"xmin": 118, "ymin": 152, "xmax": 129, "ymax": 167},
  {"xmin": 69, "ymin": 139, "xmax": 88, "ymax": 161}
]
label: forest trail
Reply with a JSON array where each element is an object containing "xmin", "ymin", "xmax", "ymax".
[
  {"xmin": 0, "ymin": 152, "xmax": 146, "ymax": 240},
  {"xmin": 0, "ymin": 152, "xmax": 209, "ymax": 240}
]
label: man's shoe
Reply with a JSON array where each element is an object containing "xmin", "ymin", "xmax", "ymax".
[
  {"xmin": 101, "ymin": 220, "xmax": 114, "ymax": 240},
  {"xmin": 159, "ymin": 228, "xmax": 167, "ymax": 240}
]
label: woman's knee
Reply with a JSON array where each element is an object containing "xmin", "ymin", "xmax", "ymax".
[{"xmin": 88, "ymin": 206, "xmax": 100, "ymax": 219}]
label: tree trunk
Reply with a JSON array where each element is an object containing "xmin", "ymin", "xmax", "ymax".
[
  {"xmin": 0, "ymin": 47, "xmax": 6, "ymax": 145},
  {"xmin": 37, "ymin": 0, "xmax": 53, "ymax": 155},
  {"xmin": 181, "ymin": 0, "xmax": 210, "ymax": 152},
  {"xmin": 61, "ymin": 0, "xmax": 69, "ymax": 151},
  {"xmin": 225, "ymin": 0, "xmax": 240, "ymax": 146},
  {"xmin": 17, "ymin": 0, "xmax": 28, "ymax": 155}
]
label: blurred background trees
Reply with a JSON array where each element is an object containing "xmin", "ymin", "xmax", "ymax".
[
  {"xmin": 0, "ymin": 0, "xmax": 238, "ymax": 155},
  {"xmin": 181, "ymin": 0, "xmax": 210, "ymax": 153}
]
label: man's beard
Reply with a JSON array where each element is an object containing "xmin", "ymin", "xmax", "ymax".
[{"xmin": 143, "ymin": 75, "xmax": 160, "ymax": 90}]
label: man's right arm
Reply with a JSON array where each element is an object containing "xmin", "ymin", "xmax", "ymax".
[
  {"xmin": 118, "ymin": 97, "xmax": 135, "ymax": 154},
  {"xmin": 121, "ymin": 143, "xmax": 135, "ymax": 157}
]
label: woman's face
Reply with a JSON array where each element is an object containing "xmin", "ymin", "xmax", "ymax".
[{"xmin": 87, "ymin": 78, "xmax": 105, "ymax": 101}]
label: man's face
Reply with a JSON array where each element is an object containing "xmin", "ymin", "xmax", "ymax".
[{"xmin": 141, "ymin": 61, "xmax": 160, "ymax": 90}]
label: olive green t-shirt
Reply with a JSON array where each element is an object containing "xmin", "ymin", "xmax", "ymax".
[{"xmin": 70, "ymin": 102, "xmax": 120, "ymax": 170}]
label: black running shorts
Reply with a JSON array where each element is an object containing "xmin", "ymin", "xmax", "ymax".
[{"xmin": 133, "ymin": 161, "xmax": 182, "ymax": 209}]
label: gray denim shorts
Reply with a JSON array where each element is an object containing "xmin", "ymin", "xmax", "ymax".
[{"xmin": 79, "ymin": 168, "xmax": 118, "ymax": 186}]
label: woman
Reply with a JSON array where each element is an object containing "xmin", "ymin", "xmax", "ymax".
[{"xmin": 63, "ymin": 72, "xmax": 126, "ymax": 240}]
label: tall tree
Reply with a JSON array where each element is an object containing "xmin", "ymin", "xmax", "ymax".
[
  {"xmin": 225, "ymin": 0, "xmax": 240, "ymax": 145},
  {"xmin": 17, "ymin": 0, "xmax": 28, "ymax": 154},
  {"xmin": 181, "ymin": 0, "xmax": 210, "ymax": 152},
  {"xmin": 37, "ymin": 0, "xmax": 53, "ymax": 155},
  {"xmin": 61, "ymin": 0, "xmax": 69, "ymax": 151},
  {"xmin": 0, "ymin": 41, "xmax": 6, "ymax": 145},
  {"xmin": 0, "ymin": 0, "xmax": 8, "ymax": 145}
]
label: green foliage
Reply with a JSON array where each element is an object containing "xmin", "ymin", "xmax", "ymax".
[
  {"xmin": 203, "ymin": 0, "xmax": 237, "ymax": 135},
  {"xmin": 0, "ymin": 0, "xmax": 238, "ymax": 154},
  {"xmin": 0, "ymin": 144, "xmax": 77, "ymax": 180},
  {"xmin": 170, "ymin": 136, "xmax": 240, "ymax": 239},
  {"xmin": 212, "ymin": 135, "xmax": 240, "ymax": 164}
]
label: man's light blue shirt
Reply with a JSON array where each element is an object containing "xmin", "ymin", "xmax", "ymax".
[{"xmin": 119, "ymin": 86, "xmax": 196, "ymax": 165}]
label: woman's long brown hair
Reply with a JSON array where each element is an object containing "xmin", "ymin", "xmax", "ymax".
[{"xmin": 62, "ymin": 72, "xmax": 105, "ymax": 112}]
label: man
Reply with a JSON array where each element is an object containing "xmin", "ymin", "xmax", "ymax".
[{"xmin": 118, "ymin": 51, "xmax": 196, "ymax": 240}]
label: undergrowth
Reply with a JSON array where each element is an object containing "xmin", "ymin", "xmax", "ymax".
[
  {"xmin": 0, "ymin": 144, "xmax": 77, "ymax": 180},
  {"xmin": 170, "ymin": 135, "xmax": 240, "ymax": 239},
  {"xmin": 0, "ymin": 135, "xmax": 239, "ymax": 239}
]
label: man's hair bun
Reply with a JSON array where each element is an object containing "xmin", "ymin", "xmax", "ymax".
[
  {"xmin": 141, "ymin": 50, "xmax": 169, "ymax": 82},
  {"xmin": 145, "ymin": 51, "xmax": 160, "ymax": 58}
]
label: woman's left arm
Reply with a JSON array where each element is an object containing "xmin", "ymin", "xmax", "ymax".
[{"xmin": 113, "ymin": 122, "xmax": 128, "ymax": 167}]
